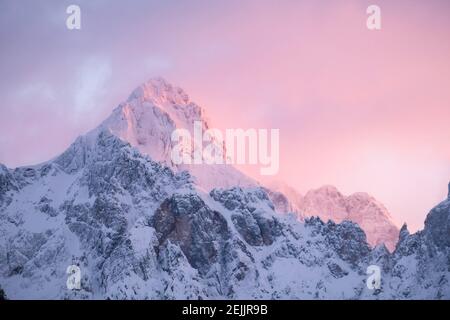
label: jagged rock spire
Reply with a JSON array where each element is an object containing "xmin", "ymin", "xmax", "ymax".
[{"xmin": 399, "ymin": 223, "xmax": 410, "ymax": 243}]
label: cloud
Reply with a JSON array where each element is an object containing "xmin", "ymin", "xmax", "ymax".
[
  {"xmin": 73, "ymin": 56, "xmax": 112, "ymax": 122},
  {"xmin": 16, "ymin": 82, "xmax": 56, "ymax": 102},
  {"xmin": 144, "ymin": 55, "xmax": 172, "ymax": 73}
]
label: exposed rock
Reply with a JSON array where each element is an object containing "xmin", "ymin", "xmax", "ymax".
[{"xmin": 153, "ymin": 193, "xmax": 230, "ymax": 274}]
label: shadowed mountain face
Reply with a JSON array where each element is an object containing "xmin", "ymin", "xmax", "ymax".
[{"xmin": 0, "ymin": 79, "xmax": 448, "ymax": 299}]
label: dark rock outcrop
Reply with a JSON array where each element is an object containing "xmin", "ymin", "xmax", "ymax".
[{"xmin": 153, "ymin": 194, "xmax": 230, "ymax": 274}]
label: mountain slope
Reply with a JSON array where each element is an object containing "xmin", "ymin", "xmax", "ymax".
[
  {"xmin": 0, "ymin": 132, "xmax": 371, "ymax": 299},
  {"xmin": 0, "ymin": 131, "xmax": 448, "ymax": 299}
]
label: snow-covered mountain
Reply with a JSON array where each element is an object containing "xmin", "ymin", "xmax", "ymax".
[
  {"xmin": 0, "ymin": 78, "xmax": 448, "ymax": 299},
  {"xmin": 264, "ymin": 182, "xmax": 399, "ymax": 251},
  {"xmin": 297, "ymin": 186, "xmax": 399, "ymax": 251},
  {"xmin": 92, "ymin": 77, "xmax": 400, "ymax": 251},
  {"xmin": 94, "ymin": 77, "xmax": 255, "ymax": 192}
]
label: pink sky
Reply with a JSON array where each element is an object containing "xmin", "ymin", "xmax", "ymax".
[{"xmin": 0, "ymin": 0, "xmax": 449, "ymax": 231}]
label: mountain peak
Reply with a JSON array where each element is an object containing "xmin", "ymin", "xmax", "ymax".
[
  {"xmin": 297, "ymin": 184, "xmax": 399, "ymax": 251},
  {"xmin": 120, "ymin": 77, "xmax": 205, "ymax": 131},
  {"xmin": 347, "ymin": 192, "xmax": 371, "ymax": 200},
  {"xmin": 399, "ymin": 223, "xmax": 409, "ymax": 237},
  {"xmin": 90, "ymin": 77, "xmax": 255, "ymax": 191},
  {"xmin": 127, "ymin": 77, "xmax": 190, "ymax": 106},
  {"xmin": 309, "ymin": 185, "xmax": 342, "ymax": 197},
  {"xmin": 94, "ymin": 78, "xmax": 203, "ymax": 164}
]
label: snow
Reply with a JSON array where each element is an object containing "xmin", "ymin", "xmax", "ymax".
[{"xmin": 0, "ymin": 78, "xmax": 448, "ymax": 300}]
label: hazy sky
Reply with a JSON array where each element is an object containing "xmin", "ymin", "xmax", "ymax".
[{"xmin": 1, "ymin": 0, "xmax": 449, "ymax": 231}]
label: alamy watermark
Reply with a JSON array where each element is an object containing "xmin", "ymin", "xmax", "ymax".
[
  {"xmin": 366, "ymin": 5, "xmax": 381, "ymax": 30},
  {"xmin": 65, "ymin": 4, "xmax": 381, "ymax": 32},
  {"xmin": 66, "ymin": 5, "xmax": 81, "ymax": 30},
  {"xmin": 366, "ymin": 265, "xmax": 381, "ymax": 290},
  {"xmin": 171, "ymin": 121, "xmax": 280, "ymax": 175},
  {"xmin": 66, "ymin": 265, "xmax": 81, "ymax": 290}
]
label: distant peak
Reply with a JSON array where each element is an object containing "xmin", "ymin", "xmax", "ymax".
[
  {"xmin": 128, "ymin": 77, "xmax": 190, "ymax": 106},
  {"xmin": 140, "ymin": 77, "xmax": 176, "ymax": 92},
  {"xmin": 348, "ymin": 192, "xmax": 371, "ymax": 199},
  {"xmin": 313, "ymin": 185, "xmax": 342, "ymax": 196},
  {"xmin": 321, "ymin": 185, "xmax": 339, "ymax": 191}
]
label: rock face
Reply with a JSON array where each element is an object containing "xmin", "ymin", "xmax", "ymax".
[
  {"xmin": 152, "ymin": 194, "xmax": 230, "ymax": 275},
  {"xmin": 0, "ymin": 285, "xmax": 6, "ymax": 300},
  {"xmin": 422, "ymin": 185, "xmax": 450, "ymax": 249},
  {"xmin": 297, "ymin": 186, "xmax": 399, "ymax": 251},
  {"xmin": 0, "ymin": 79, "xmax": 448, "ymax": 299},
  {"xmin": 388, "ymin": 192, "xmax": 450, "ymax": 299},
  {"xmin": 210, "ymin": 187, "xmax": 282, "ymax": 246}
]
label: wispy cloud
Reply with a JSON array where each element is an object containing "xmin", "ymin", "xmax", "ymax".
[
  {"xmin": 16, "ymin": 82, "xmax": 56, "ymax": 102},
  {"xmin": 73, "ymin": 56, "xmax": 112, "ymax": 122}
]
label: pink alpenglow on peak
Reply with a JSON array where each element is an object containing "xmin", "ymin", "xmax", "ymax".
[
  {"xmin": 93, "ymin": 78, "xmax": 257, "ymax": 191},
  {"xmin": 298, "ymin": 185, "xmax": 400, "ymax": 251}
]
